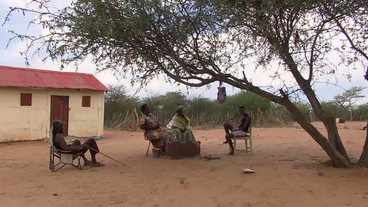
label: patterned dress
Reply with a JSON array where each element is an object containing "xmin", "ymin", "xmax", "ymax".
[{"xmin": 139, "ymin": 114, "xmax": 176, "ymax": 146}]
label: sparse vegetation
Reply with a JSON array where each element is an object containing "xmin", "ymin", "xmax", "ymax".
[
  {"xmin": 6, "ymin": 0, "xmax": 368, "ymax": 167},
  {"xmin": 104, "ymin": 85, "xmax": 368, "ymax": 130}
]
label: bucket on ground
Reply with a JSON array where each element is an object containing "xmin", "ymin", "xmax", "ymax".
[{"xmin": 152, "ymin": 148, "xmax": 161, "ymax": 158}]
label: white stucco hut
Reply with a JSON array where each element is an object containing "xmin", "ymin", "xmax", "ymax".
[{"xmin": 0, "ymin": 65, "xmax": 109, "ymax": 142}]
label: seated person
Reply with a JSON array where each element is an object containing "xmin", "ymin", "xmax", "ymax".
[
  {"xmin": 171, "ymin": 105, "xmax": 196, "ymax": 142},
  {"xmin": 52, "ymin": 120, "xmax": 105, "ymax": 167},
  {"xmin": 223, "ymin": 106, "xmax": 251, "ymax": 155},
  {"xmin": 139, "ymin": 104, "xmax": 176, "ymax": 151}
]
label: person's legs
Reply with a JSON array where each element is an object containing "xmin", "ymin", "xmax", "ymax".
[
  {"xmin": 82, "ymin": 138, "xmax": 100, "ymax": 164},
  {"xmin": 184, "ymin": 130, "xmax": 196, "ymax": 142},
  {"xmin": 223, "ymin": 123, "xmax": 234, "ymax": 134},
  {"xmin": 70, "ymin": 140, "xmax": 90, "ymax": 163},
  {"xmin": 163, "ymin": 129, "xmax": 176, "ymax": 141},
  {"xmin": 223, "ymin": 123, "xmax": 234, "ymax": 144},
  {"xmin": 171, "ymin": 128, "xmax": 182, "ymax": 142},
  {"xmin": 161, "ymin": 129, "xmax": 176, "ymax": 144},
  {"xmin": 151, "ymin": 139, "xmax": 161, "ymax": 148},
  {"xmin": 226, "ymin": 133, "xmax": 235, "ymax": 155},
  {"xmin": 160, "ymin": 136, "xmax": 168, "ymax": 154},
  {"xmin": 161, "ymin": 129, "xmax": 176, "ymax": 155},
  {"xmin": 70, "ymin": 140, "xmax": 82, "ymax": 146}
]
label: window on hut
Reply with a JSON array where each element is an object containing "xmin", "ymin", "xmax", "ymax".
[
  {"xmin": 82, "ymin": 96, "xmax": 91, "ymax": 107},
  {"xmin": 20, "ymin": 93, "xmax": 32, "ymax": 106}
]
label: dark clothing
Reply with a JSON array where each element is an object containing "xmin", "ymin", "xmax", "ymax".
[
  {"xmin": 239, "ymin": 114, "xmax": 251, "ymax": 132},
  {"xmin": 225, "ymin": 114, "xmax": 251, "ymax": 153}
]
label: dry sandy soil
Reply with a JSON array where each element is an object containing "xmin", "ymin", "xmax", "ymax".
[{"xmin": 1, "ymin": 122, "xmax": 368, "ymax": 207}]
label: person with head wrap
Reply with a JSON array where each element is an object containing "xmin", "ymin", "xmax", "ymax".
[
  {"xmin": 171, "ymin": 105, "xmax": 196, "ymax": 142},
  {"xmin": 139, "ymin": 104, "xmax": 176, "ymax": 153}
]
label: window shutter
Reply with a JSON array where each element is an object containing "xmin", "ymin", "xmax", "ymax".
[
  {"xmin": 82, "ymin": 96, "xmax": 91, "ymax": 107},
  {"xmin": 20, "ymin": 93, "xmax": 32, "ymax": 106}
]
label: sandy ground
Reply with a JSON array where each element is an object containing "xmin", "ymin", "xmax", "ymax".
[{"xmin": 1, "ymin": 122, "xmax": 368, "ymax": 207}]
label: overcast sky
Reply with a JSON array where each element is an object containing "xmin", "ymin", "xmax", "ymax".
[{"xmin": 0, "ymin": 0, "xmax": 367, "ymax": 104}]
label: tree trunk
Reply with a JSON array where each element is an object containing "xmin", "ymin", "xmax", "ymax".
[
  {"xmin": 281, "ymin": 99, "xmax": 351, "ymax": 168},
  {"xmin": 324, "ymin": 117, "xmax": 350, "ymax": 162},
  {"xmin": 302, "ymin": 86, "xmax": 351, "ymax": 162},
  {"xmin": 350, "ymin": 109, "xmax": 353, "ymax": 121},
  {"xmin": 359, "ymin": 123, "xmax": 368, "ymax": 165},
  {"xmin": 281, "ymin": 52, "xmax": 350, "ymax": 162}
]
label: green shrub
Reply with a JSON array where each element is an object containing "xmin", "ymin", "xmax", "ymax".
[
  {"xmin": 104, "ymin": 85, "xmax": 368, "ymax": 130},
  {"xmin": 353, "ymin": 104, "xmax": 368, "ymax": 121}
]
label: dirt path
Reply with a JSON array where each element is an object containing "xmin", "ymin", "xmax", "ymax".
[{"xmin": 1, "ymin": 122, "xmax": 368, "ymax": 207}]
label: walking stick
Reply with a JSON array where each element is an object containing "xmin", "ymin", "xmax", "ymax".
[{"xmin": 89, "ymin": 147, "xmax": 127, "ymax": 166}]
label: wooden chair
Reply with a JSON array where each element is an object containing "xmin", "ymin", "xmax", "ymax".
[
  {"xmin": 49, "ymin": 124, "xmax": 83, "ymax": 172},
  {"xmin": 230, "ymin": 124, "xmax": 253, "ymax": 155}
]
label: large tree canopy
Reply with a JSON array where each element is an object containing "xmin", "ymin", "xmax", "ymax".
[{"xmin": 4, "ymin": 0, "xmax": 368, "ymax": 167}]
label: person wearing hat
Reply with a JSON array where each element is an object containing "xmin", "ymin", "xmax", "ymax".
[{"xmin": 171, "ymin": 105, "xmax": 196, "ymax": 142}]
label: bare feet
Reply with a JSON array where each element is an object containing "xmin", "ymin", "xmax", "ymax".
[{"xmin": 228, "ymin": 151, "xmax": 234, "ymax": 155}]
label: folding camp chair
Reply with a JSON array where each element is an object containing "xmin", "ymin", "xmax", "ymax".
[
  {"xmin": 229, "ymin": 124, "xmax": 253, "ymax": 155},
  {"xmin": 49, "ymin": 124, "xmax": 84, "ymax": 172}
]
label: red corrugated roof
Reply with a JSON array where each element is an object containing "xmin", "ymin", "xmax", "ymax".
[{"xmin": 0, "ymin": 65, "xmax": 109, "ymax": 91}]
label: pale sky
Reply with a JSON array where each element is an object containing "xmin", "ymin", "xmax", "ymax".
[{"xmin": 0, "ymin": 0, "xmax": 367, "ymax": 104}]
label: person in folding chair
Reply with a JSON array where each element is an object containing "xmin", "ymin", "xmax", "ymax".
[
  {"xmin": 52, "ymin": 120, "xmax": 105, "ymax": 167},
  {"xmin": 223, "ymin": 106, "xmax": 251, "ymax": 155},
  {"xmin": 139, "ymin": 104, "xmax": 176, "ymax": 154}
]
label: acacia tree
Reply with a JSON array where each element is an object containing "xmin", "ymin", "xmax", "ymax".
[
  {"xmin": 317, "ymin": 0, "xmax": 368, "ymax": 80},
  {"xmin": 318, "ymin": 0, "xmax": 368, "ymax": 165},
  {"xmin": 4, "ymin": 0, "xmax": 368, "ymax": 167},
  {"xmin": 333, "ymin": 86, "xmax": 366, "ymax": 120}
]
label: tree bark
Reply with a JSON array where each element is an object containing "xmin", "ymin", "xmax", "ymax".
[
  {"xmin": 281, "ymin": 98, "xmax": 351, "ymax": 168},
  {"xmin": 324, "ymin": 117, "xmax": 350, "ymax": 162},
  {"xmin": 301, "ymin": 85, "xmax": 350, "ymax": 162},
  {"xmin": 350, "ymin": 110, "xmax": 353, "ymax": 121},
  {"xmin": 282, "ymin": 52, "xmax": 350, "ymax": 162},
  {"xmin": 359, "ymin": 123, "xmax": 368, "ymax": 165}
]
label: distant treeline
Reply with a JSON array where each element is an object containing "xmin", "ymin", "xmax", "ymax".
[{"xmin": 104, "ymin": 85, "xmax": 368, "ymax": 130}]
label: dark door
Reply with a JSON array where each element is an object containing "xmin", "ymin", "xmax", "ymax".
[{"xmin": 50, "ymin": 95, "xmax": 69, "ymax": 136}]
